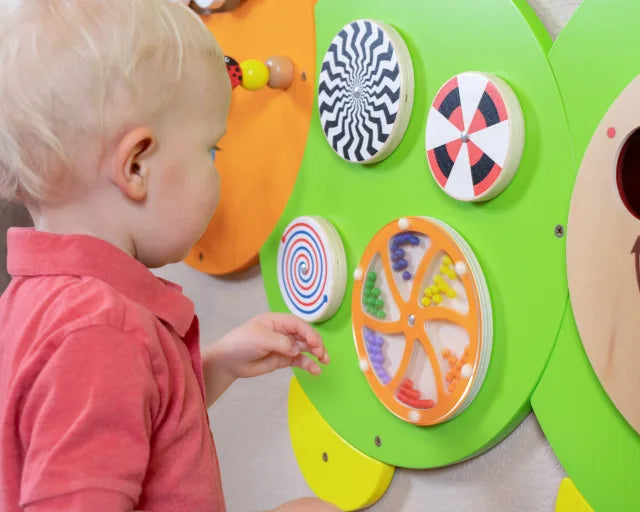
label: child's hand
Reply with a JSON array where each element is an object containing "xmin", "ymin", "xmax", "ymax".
[
  {"xmin": 202, "ymin": 313, "xmax": 330, "ymax": 407},
  {"xmin": 218, "ymin": 313, "xmax": 329, "ymax": 378}
]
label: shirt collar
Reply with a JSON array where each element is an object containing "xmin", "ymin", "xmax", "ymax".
[{"xmin": 6, "ymin": 228, "xmax": 195, "ymax": 337}]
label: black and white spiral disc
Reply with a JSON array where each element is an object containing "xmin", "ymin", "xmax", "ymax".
[{"xmin": 318, "ymin": 19, "xmax": 414, "ymax": 164}]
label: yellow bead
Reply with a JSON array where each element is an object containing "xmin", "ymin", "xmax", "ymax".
[
  {"xmin": 433, "ymin": 294, "xmax": 443, "ymax": 304},
  {"xmin": 240, "ymin": 59, "xmax": 270, "ymax": 90},
  {"xmin": 421, "ymin": 297, "xmax": 431, "ymax": 307},
  {"xmin": 424, "ymin": 288, "xmax": 433, "ymax": 298},
  {"xmin": 430, "ymin": 285, "xmax": 439, "ymax": 295},
  {"xmin": 446, "ymin": 289, "xmax": 457, "ymax": 298},
  {"xmin": 443, "ymin": 256, "xmax": 452, "ymax": 266},
  {"xmin": 434, "ymin": 275, "xmax": 444, "ymax": 284}
]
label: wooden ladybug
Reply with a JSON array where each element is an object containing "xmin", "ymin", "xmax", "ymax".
[{"xmin": 224, "ymin": 56, "xmax": 243, "ymax": 89}]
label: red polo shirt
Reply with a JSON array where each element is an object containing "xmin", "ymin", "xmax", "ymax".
[{"xmin": 0, "ymin": 229, "xmax": 225, "ymax": 511}]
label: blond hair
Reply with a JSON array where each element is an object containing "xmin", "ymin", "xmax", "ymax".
[{"xmin": 0, "ymin": 0, "xmax": 223, "ymax": 204}]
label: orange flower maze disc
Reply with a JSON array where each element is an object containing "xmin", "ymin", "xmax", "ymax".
[{"xmin": 352, "ymin": 217, "xmax": 492, "ymax": 426}]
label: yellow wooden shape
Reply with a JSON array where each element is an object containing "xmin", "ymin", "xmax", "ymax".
[
  {"xmin": 555, "ymin": 478, "xmax": 594, "ymax": 512},
  {"xmin": 288, "ymin": 377, "xmax": 394, "ymax": 511}
]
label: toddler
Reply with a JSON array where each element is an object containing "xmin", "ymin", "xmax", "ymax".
[{"xmin": 0, "ymin": 1, "xmax": 339, "ymax": 511}]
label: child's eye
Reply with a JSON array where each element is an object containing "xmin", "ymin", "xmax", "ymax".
[{"xmin": 210, "ymin": 146, "xmax": 222, "ymax": 161}]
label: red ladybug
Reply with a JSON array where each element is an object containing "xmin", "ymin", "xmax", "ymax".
[{"xmin": 224, "ymin": 56, "xmax": 243, "ymax": 89}]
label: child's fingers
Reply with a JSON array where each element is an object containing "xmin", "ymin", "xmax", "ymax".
[
  {"xmin": 294, "ymin": 338, "xmax": 329, "ymax": 365},
  {"xmin": 262, "ymin": 313, "xmax": 329, "ymax": 364},
  {"xmin": 291, "ymin": 354, "xmax": 322, "ymax": 376}
]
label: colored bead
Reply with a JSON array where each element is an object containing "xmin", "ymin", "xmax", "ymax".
[
  {"xmin": 442, "ymin": 348, "xmax": 451, "ymax": 358},
  {"xmin": 240, "ymin": 59, "xmax": 270, "ymax": 90},
  {"xmin": 372, "ymin": 288, "xmax": 381, "ymax": 297},
  {"xmin": 392, "ymin": 249, "xmax": 405, "ymax": 261},
  {"xmin": 433, "ymin": 294, "xmax": 443, "ymax": 304},
  {"xmin": 421, "ymin": 297, "xmax": 431, "ymax": 307},
  {"xmin": 375, "ymin": 299, "xmax": 384, "ymax": 308},
  {"xmin": 265, "ymin": 55, "xmax": 294, "ymax": 90},
  {"xmin": 409, "ymin": 235, "xmax": 420, "ymax": 245},
  {"xmin": 367, "ymin": 271, "xmax": 377, "ymax": 281},
  {"xmin": 375, "ymin": 310, "xmax": 386, "ymax": 319},
  {"xmin": 446, "ymin": 289, "xmax": 457, "ymax": 298},
  {"xmin": 443, "ymin": 255, "xmax": 452, "ymax": 266},
  {"xmin": 402, "ymin": 271, "xmax": 412, "ymax": 280},
  {"xmin": 424, "ymin": 288, "xmax": 433, "ymax": 298},
  {"xmin": 393, "ymin": 259, "xmax": 408, "ymax": 271}
]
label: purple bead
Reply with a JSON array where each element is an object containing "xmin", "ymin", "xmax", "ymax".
[
  {"xmin": 370, "ymin": 354, "xmax": 384, "ymax": 364},
  {"xmin": 393, "ymin": 259, "xmax": 409, "ymax": 271},
  {"xmin": 402, "ymin": 271, "xmax": 412, "ymax": 280},
  {"xmin": 368, "ymin": 347, "xmax": 382, "ymax": 356},
  {"xmin": 391, "ymin": 248, "xmax": 405, "ymax": 262},
  {"xmin": 409, "ymin": 235, "xmax": 420, "ymax": 245},
  {"xmin": 375, "ymin": 336, "xmax": 385, "ymax": 345}
]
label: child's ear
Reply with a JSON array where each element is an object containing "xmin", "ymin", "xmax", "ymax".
[{"xmin": 111, "ymin": 127, "xmax": 155, "ymax": 201}]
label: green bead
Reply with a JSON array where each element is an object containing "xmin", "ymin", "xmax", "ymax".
[
  {"xmin": 367, "ymin": 271, "xmax": 377, "ymax": 282},
  {"xmin": 376, "ymin": 300, "xmax": 384, "ymax": 308},
  {"xmin": 376, "ymin": 310, "xmax": 386, "ymax": 319},
  {"xmin": 372, "ymin": 288, "xmax": 381, "ymax": 297}
]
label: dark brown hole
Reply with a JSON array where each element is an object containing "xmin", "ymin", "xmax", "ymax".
[{"xmin": 617, "ymin": 128, "xmax": 640, "ymax": 220}]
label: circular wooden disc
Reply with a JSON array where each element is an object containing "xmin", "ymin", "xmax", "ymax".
[
  {"xmin": 567, "ymin": 75, "xmax": 640, "ymax": 434},
  {"xmin": 352, "ymin": 217, "xmax": 492, "ymax": 426},
  {"xmin": 277, "ymin": 216, "xmax": 347, "ymax": 323},
  {"xmin": 318, "ymin": 19, "xmax": 414, "ymax": 164},
  {"xmin": 425, "ymin": 72, "xmax": 524, "ymax": 202},
  {"xmin": 184, "ymin": 0, "xmax": 316, "ymax": 275}
]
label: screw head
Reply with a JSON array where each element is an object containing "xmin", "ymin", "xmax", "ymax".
[
  {"xmin": 374, "ymin": 436, "xmax": 382, "ymax": 447},
  {"xmin": 554, "ymin": 224, "xmax": 565, "ymax": 238},
  {"xmin": 408, "ymin": 314, "xmax": 415, "ymax": 327},
  {"xmin": 301, "ymin": 71, "xmax": 308, "ymax": 81}
]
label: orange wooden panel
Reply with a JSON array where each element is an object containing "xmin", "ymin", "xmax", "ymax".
[{"xmin": 185, "ymin": 0, "xmax": 316, "ymax": 275}]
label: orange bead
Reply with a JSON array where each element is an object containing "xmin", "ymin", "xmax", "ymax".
[{"xmin": 442, "ymin": 348, "xmax": 451, "ymax": 358}]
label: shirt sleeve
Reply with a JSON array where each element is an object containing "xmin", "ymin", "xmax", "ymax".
[{"xmin": 18, "ymin": 325, "xmax": 159, "ymax": 511}]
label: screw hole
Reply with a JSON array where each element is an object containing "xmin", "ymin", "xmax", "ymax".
[
  {"xmin": 301, "ymin": 72, "xmax": 308, "ymax": 82},
  {"xmin": 554, "ymin": 225, "xmax": 565, "ymax": 238},
  {"xmin": 374, "ymin": 436, "xmax": 382, "ymax": 447},
  {"xmin": 322, "ymin": 452, "xmax": 328, "ymax": 462},
  {"xmin": 199, "ymin": 253, "xmax": 204, "ymax": 261}
]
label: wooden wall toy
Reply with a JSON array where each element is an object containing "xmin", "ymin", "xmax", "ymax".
[
  {"xmin": 276, "ymin": 216, "xmax": 347, "ymax": 323},
  {"xmin": 318, "ymin": 19, "xmax": 414, "ymax": 164},
  {"xmin": 352, "ymin": 217, "xmax": 492, "ymax": 426},
  {"xmin": 288, "ymin": 377, "xmax": 394, "ymax": 511},
  {"xmin": 531, "ymin": 2, "xmax": 640, "ymax": 510},
  {"xmin": 555, "ymin": 478, "xmax": 594, "ymax": 512},
  {"xmin": 426, "ymin": 72, "xmax": 524, "ymax": 202},
  {"xmin": 262, "ymin": 2, "xmax": 574, "ymax": 505},
  {"xmin": 184, "ymin": 0, "xmax": 317, "ymax": 275}
]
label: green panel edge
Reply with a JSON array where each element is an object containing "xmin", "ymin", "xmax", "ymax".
[{"xmin": 532, "ymin": 0, "xmax": 640, "ymax": 510}]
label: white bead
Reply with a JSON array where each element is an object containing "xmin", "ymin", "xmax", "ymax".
[
  {"xmin": 359, "ymin": 359, "xmax": 370, "ymax": 372},
  {"xmin": 454, "ymin": 261, "xmax": 467, "ymax": 276},
  {"xmin": 461, "ymin": 364, "xmax": 473, "ymax": 378},
  {"xmin": 353, "ymin": 268, "xmax": 364, "ymax": 281},
  {"xmin": 398, "ymin": 217, "xmax": 410, "ymax": 230},
  {"xmin": 408, "ymin": 410, "xmax": 420, "ymax": 423}
]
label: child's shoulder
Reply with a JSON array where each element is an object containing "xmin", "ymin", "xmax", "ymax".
[{"xmin": 1, "ymin": 273, "xmax": 157, "ymax": 349}]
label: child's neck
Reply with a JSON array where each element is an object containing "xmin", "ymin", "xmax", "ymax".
[{"xmin": 28, "ymin": 198, "xmax": 137, "ymax": 260}]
